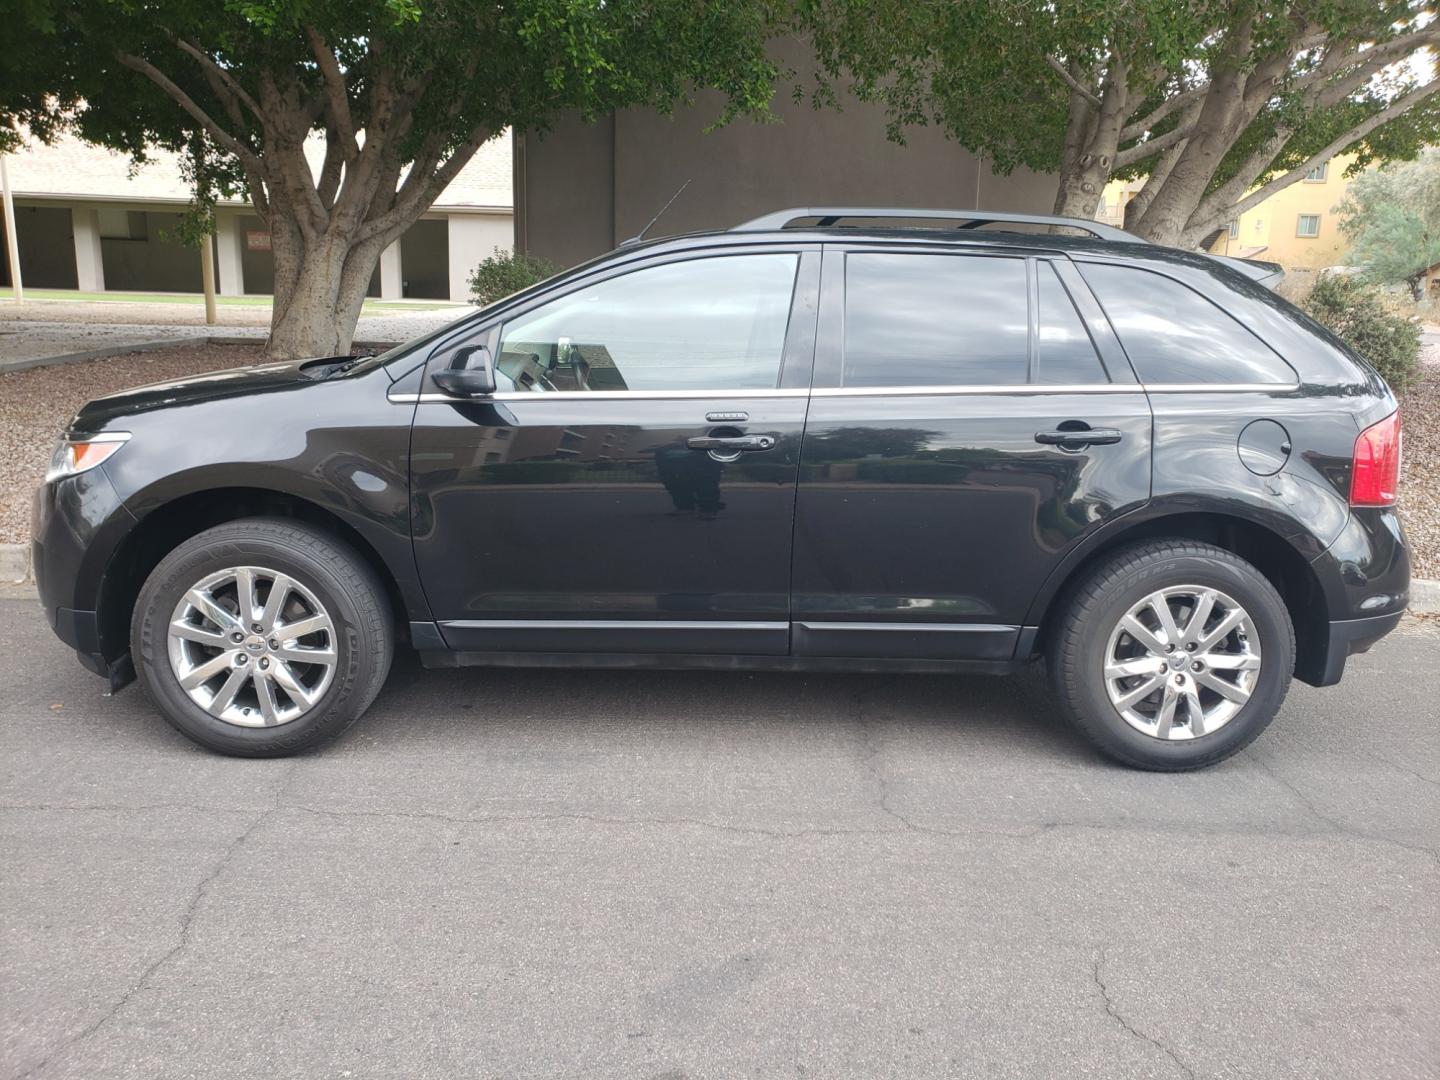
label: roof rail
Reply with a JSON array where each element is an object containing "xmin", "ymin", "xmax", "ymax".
[{"xmin": 731, "ymin": 207, "xmax": 1145, "ymax": 244}]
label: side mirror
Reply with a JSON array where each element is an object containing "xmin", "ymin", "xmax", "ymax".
[{"xmin": 431, "ymin": 345, "xmax": 496, "ymax": 398}]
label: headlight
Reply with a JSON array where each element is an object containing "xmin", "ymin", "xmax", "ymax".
[{"xmin": 44, "ymin": 432, "xmax": 131, "ymax": 482}]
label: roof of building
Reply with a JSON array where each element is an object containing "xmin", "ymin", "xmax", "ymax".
[{"xmin": 5, "ymin": 131, "xmax": 512, "ymax": 211}]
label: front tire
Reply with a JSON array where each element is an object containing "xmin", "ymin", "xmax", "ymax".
[
  {"xmin": 131, "ymin": 518, "xmax": 394, "ymax": 757},
  {"xmin": 1049, "ymin": 540, "xmax": 1295, "ymax": 771}
]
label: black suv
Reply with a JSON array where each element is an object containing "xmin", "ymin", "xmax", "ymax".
[{"xmin": 33, "ymin": 208, "xmax": 1409, "ymax": 768}]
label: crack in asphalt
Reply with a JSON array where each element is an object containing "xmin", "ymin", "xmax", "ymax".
[
  {"xmin": 852, "ymin": 679, "xmax": 972, "ymax": 840},
  {"xmin": 13, "ymin": 762, "xmax": 303, "ymax": 1080},
  {"xmin": 1092, "ymin": 949, "xmax": 1197, "ymax": 1080},
  {"xmin": 1245, "ymin": 750, "xmax": 1440, "ymax": 869}
]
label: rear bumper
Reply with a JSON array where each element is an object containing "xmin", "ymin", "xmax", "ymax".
[{"xmin": 1307, "ymin": 610, "xmax": 1406, "ymax": 688}]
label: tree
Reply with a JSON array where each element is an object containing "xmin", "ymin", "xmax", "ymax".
[
  {"xmin": 3, "ymin": 0, "xmax": 781, "ymax": 358},
  {"xmin": 798, "ymin": 0, "xmax": 1440, "ymax": 247},
  {"xmin": 1338, "ymin": 148, "xmax": 1440, "ymax": 299}
]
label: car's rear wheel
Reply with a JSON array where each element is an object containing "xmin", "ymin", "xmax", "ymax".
[
  {"xmin": 1049, "ymin": 540, "xmax": 1295, "ymax": 771},
  {"xmin": 131, "ymin": 517, "xmax": 393, "ymax": 757}
]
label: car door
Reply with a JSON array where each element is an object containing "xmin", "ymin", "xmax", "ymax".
[
  {"xmin": 791, "ymin": 244, "xmax": 1152, "ymax": 660},
  {"xmin": 409, "ymin": 246, "xmax": 819, "ymax": 656}
]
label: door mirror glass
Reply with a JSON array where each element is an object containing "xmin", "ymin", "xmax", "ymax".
[{"xmin": 431, "ymin": 345, "xmax": 496, "ymax": 397}]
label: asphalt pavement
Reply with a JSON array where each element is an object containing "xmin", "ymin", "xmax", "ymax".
[{"xmin": 2, "ymin": 592, "xmax": 1436, "ymax": 1079}]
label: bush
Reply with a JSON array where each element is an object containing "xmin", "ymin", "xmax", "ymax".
[
  {"xmin": 1303, "ymin": 273, "xmax": 1421, "ymax": 393},
  {"xmin": 467, "ymin": 248, "xmax": 560, "ymax": 306}
]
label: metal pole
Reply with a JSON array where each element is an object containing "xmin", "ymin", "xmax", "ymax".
[
  {"xmin": 200, "ymin": 230, "xmax": 217, "ymax": 324},
  {"xmin": 0, "ymin": 156, "xmax": 22, "ymax": 304}
]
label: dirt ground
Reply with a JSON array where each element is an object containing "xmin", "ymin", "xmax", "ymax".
[{"xmin": 3, "ymin": 337, "xmax": 1438, "ymax": 581}]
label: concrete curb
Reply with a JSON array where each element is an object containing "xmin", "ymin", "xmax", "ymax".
[
  {"xmin": 1, "ymin": 543, "xmax": 28, "ymax": 584},
  {"xmin": 0, "ymin": 335, "xmax": 400, "ymax": 375},
  {"xmin": 2, "ymin": 538, "xmax": 1437, "ymax": 611}
]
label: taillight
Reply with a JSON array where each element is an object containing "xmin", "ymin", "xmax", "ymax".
[{"xmin": 1350, "ymin": 411, "xmax": 1401, "ymax": 507}]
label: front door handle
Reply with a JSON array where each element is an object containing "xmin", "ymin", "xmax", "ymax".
[
  {"xmin": 687, "ymin": 435, "xmax": 776, "ymax": 452},
  {"xmin": 1035, "ymin": 427, "xmax": 1123, "ymax": 449}
]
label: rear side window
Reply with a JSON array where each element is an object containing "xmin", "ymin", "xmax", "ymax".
[
  {"xmin": 1037, "ymin": 263, "xmax": 1106, "ymax": 384},
  {"xmin": 1081, "ymin": 263, "xmax": 1295, "ymax": 384},
  {"xmin": 844, "ymin": 253, "xmax": 1028, "ymax": 386}
]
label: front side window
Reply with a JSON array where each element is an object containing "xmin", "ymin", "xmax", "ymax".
[
  {"xmin": 843, "ymin": 253, "xmax": 1028, "ymax": 386},
  {"xmin": 495, "ymin": 254, "xmax": 799, "ymax": 392},
  {"xmin": 1081, "ymin": 263, "xmax": 1296, "ymax": 385}
]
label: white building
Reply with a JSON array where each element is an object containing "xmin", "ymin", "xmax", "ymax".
[{"xmin": 1, "ymin": 134, "xmax": 513, "ymax": 302}]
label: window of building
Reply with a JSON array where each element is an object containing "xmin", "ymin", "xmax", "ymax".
[
  {"xmin": 1036, "ymin": 263, "xmax": 1106, "ymax": 384},
  {"xmin": 1304, "ymin": 162, "xmax": 1329, "ymax": 183},
  {"xmin": 1296, "ymin": 214, "xmax": 1321, "ymax": 238},
  {"xmin": 1227, "ymin": 221, "xmax": 1240, "ymax": 239},
  {"xmin": 843, "ymin": 253, "xmax": 1029, "ymax": 386},
  {"xmin": 495, "ymin": 254, "xmax": 799, "ymax": 393},
  {"xmin": 1081, "ymin": 263, "xmax": 1296, "ymax": 385}
]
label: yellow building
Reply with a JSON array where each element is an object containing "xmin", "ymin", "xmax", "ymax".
[{"xmin": 1098, "ymin": 153, "xmax": 1360, "ymax": 268}]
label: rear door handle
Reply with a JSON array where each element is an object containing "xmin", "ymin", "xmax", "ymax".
[
  {"xmin": 1034, "ymin": 427, "xmax": 1123, "ymax": 448},
  {"xmin": 687, "ymin": 435, "xmax": 776, "ymax": 452}
]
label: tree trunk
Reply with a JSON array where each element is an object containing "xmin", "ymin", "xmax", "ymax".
[
  {"xmin": 1408, "ymin": 274, "xmax": 1425, "ymax": 303},
  {"xmin": 1052, "ymin": 166, "xmax": 1107, "ymax": 219},
  {"xmin": 264, "ymin": 226, "xmax": 381, "ymax": 360}
]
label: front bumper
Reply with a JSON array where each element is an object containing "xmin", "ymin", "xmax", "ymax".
[{"xmin": 32, "ymin": 466, "xmax": 136, "ymax": 678}]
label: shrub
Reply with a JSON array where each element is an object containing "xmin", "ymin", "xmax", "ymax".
[
  {"xmin": 1303, "ymin": 273, "xmax": 1421, "ymax": 393},
  {"xmin": 468, "ymin": 248, "xmax": 560, "ymax": 306}
]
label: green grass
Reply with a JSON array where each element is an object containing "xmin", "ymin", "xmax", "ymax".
[{"xmin": 0, "ymin": 286, "xmax": 463, "ymax": 313}]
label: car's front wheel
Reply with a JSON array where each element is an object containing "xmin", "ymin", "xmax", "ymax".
[
  {"xmin": 1049, "ymin": 540, "xmax": 1295, "ymax": 771},
  {"xmin": 131, "ymin": 517, "xmax": 393, "ymax": 757}
]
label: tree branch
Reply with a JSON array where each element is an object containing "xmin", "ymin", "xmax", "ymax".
[
  {"xmin": 304, "ymin": 27, "xmax": 358, "ymax": 162},
  {"xmin": 1046, "ymin": 56, "xmax": 1101, "ymax": 108},
  {"xmin": 174, "ymin": 39, "xmax": 263, "ymax": 121},
  {"xmin": 115, "ymin": 51, "xmax": 262, "ymax": 172},
  {"xmin": 1114, "ymin": 120, "xmax": 1193, "ymax": 169},
  {"xmin": 1188, "ymin": 76, "xmax": 1440, "ymax": 239},
  {"xmin": 356, "ymin": 126, "xmax": 494, "ymax": 245},
  {"xmin": 1121, "ymin": 83, "xmax": 1207, "ymax": 141}
]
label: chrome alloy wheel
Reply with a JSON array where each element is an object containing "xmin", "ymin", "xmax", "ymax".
[
  {"xmin": 1102, "ymin": 585, "xmax": 1262, "ymax": 741},
  {"xmin": 166, "ymin": 566, "xmax": 337, "ymax": 728}
]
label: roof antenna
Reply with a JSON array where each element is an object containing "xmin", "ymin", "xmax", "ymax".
[{"xmin": 622, "ymin": 179, "xmax": 692, "ymax": 246}]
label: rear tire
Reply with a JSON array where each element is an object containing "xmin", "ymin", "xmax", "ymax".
[
  {"xmin": 1049, "ymin": 540, "xmax": 1294, "ymax": 771},
  {"xmin": 131, "ymin": 517, "xmax": 393, "ymax": 757}
]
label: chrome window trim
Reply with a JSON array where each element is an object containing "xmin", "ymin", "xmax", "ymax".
[
  {"xmin": 441, "ymin": 619, "xmax": 789, "ymax": 631},
  {"xmin": 390, "ymin": 388, "xmax": 812, "ymax": 404},
  {"xmin": 392, "ymin": 382, "xmax": 1300, "ymax": 404},
  {"xmin": 812, "ymin": 382, "xmax": 1298, "ymax": 397}
]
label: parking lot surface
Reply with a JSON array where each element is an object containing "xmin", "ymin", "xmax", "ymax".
[{"xmin": 3, "ymin": 594, "xmax": 1436, "ymax": 1079}]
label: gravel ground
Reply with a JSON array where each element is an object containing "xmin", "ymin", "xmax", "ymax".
[
  {"xmin": 1398, "ymin": 335, "xmax": 1440, "ymax": 579},
  {"xmin": 0, "ymin": 342, "xmax": 267, "ymax": 542}
]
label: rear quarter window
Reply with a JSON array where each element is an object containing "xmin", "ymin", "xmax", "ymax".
[{"xmin": 1080, "ymin": 262, "xmax": 1296, "ymax": 385}]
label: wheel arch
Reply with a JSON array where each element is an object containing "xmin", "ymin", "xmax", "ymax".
[
  {"xmin": 96, "ymin": 487, "xmax": 414, "ymax": 666},
  {"xmin": 1026, "ymin": 509, "xmax": 1331, "ymax": 685}
]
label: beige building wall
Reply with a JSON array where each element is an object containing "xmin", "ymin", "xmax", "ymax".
[
  {"xmin": 516, "ymin": 40, "xmax": 1058, "ymax": 268},
  {"xmin": 1206, "ymin": 155, "xmax": 1357, "ymax": 268}
]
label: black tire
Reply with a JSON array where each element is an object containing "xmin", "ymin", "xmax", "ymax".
[
  {"xmin": 1048, "ymin": 540, "xmax": 1295, "ymax": 771},
  {"xmin": 131, "ymin": 517, "xmax": 394, "ymax": 757}
]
